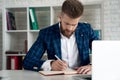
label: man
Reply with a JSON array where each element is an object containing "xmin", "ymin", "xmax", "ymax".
[{"xmin": 23, "ymin": 0, "xmax": 98, "ymax": 74}]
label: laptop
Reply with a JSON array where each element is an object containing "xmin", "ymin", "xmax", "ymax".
[
  {"xmin": 92, "ymin": 41, "xmax": 120, "ymax": 80},
  {"xmin": 72, "ymin": 75, "xmax": 91, "ymax": 80}
]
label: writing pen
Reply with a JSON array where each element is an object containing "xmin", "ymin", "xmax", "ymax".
[
  {"xmin": 55, "ymin": 55, "xmax": 64, "ymax": 63},
  {"xmin": 55, "ymin": 55, "xmax": 68, "ymax": 70}
]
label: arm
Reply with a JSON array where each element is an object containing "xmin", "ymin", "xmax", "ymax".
[
  {"xmin": 76, "ymin": 23, "xmax": 99, "ymax": 74},
  {"xmin": 23, "ymin": 30, "xmax": 46, "ymax": 71}
]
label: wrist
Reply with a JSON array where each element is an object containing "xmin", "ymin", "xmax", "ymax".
[{"xmin": 50, "ymin": 60, "xmax": 55, "ymax": 71}]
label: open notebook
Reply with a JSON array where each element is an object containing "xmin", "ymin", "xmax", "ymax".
[{"xmin": 39, "ymin": 68, "xmax": 77, "ymax": 76}]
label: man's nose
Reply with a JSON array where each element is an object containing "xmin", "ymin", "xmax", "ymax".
[{"xmin": 66, "ymin": 25, "xmax": 73, "ymax": 31}]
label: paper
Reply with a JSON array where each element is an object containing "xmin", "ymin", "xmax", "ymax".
[{"xmin": 39, "ymin": 68, "xmax": 77, "ymax": 76}]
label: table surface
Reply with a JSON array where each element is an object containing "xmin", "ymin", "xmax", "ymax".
[{"xmin": 0, "ymin": 70, "xmax": 91, "ymax": 80}]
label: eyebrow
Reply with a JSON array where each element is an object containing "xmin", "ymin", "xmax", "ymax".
[{"xmin": 64, "ymin": 22, "xmax": 77, "ymax": 26}]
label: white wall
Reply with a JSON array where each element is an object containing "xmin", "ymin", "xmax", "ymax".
[
  {"xmin": 103, "ymin": 0, "xmax": 120, "ymax": 40},
  {"xmin": 82, "ymin": 0, "xmax": 120, "ymax": 40}
]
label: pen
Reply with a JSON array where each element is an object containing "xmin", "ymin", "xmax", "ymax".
[
  {"xmin": 55, "ymin": 55, "xmax": 68, "ymax": 70},
  {"xmin": 55, "ymin": 55, "xmax": 64, "ymax": 63},
  {"xmin": 55, "ymin": 55, "xmax": 61, "ymax": 60}
]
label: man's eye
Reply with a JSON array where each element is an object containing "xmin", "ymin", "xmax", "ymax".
[
  {"xmin": 66, "ymin": 23, "xmax": 69, "ymax": 25},
  {"xmin": 72, "ymin": 24, "xmax": 76, "ymax": 26}
]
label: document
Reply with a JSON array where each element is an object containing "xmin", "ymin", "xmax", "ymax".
[{"xmin": 39, "ymin": 68, "xmax": 77, "ymax": 76}]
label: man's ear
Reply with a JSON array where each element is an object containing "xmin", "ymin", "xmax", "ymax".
[
  {"xmin": 58, "ymin": 12, "xmax": 64, "ymax": 22},
  {"xmin": 59, "ymin": 12, "xmax": 64, "ymax": 19},
  {"xmin": 58, "ymin": 14, "xmax": 62, "ymax": 22}
]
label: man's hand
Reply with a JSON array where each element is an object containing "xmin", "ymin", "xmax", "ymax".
[
  {"xmin": 51, "ymin": 60, "xmax": 68, "ymax": 71},
  {"xmin": 75, "ymin": 65, "xmax": 91, "ymax": 74}
]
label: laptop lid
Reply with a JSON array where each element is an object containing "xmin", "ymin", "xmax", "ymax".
[{"xmin": 92, "ymin": 41, "xmax": 120, "ymax": 80}]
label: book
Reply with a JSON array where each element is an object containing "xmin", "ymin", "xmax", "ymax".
[
  {"xmin": 6, "ymin": 12, "xmax": 11, "ymax": 30},
  {"xmin": 29, "ymin": 8, "xmax": 39, "ymax": 30},
  {"xmin": 6, "ymin": 11, "xmax": 16, "ymax": 30},
  {"xmin": 7, "ymin": 56, "xmax": 11, "ymax": 69},
  {"xmin": 39, "ymin": 68, "xmax": 78, "ymax": 76},
  {"xmin": 7, "ymin": 56, "xmax": 22, "ymax": 70}
]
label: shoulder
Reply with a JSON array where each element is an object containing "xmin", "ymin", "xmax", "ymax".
[
  {"xmin": 78, "ymin": 22, "xmax": 91, "ymax": 29},
  {"xmin": 39, "ymin": 23, "xmax": 59, "ymax": 34},
  {"xmin": 76, "ymin": 22, "xmax": 93, "ymax": 32}
]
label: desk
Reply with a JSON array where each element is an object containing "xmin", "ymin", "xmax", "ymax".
[{"xmin": 0, "ymin": 70, "xmax": 91, "ymax": 80}]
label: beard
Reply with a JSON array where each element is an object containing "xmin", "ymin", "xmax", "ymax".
[{"xmin": 60, "ymin": 27, "xmax": 74, "ymax": 38}]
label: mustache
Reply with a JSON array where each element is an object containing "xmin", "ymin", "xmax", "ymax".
[
  {"xmin": 62, "ymin": 29, "xmax": 73, "ymax": 33},
  {"xmin": 65, "ymin": 29, "xmax": 72, "ymax": 32}
]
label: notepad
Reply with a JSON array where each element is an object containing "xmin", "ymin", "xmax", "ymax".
[{"xmin": 39, "ymin": 68, "xmax": 78, "ymax": 76}]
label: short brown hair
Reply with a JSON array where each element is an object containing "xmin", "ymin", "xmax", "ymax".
[{"xmin": 62, "ymin": 0, "xmax": 84, "ymax": 18}]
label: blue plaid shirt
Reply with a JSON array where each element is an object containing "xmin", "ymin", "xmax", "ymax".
[{"xmin": 23, "ymin": 22, "xmax": 99, "ymax": 71}]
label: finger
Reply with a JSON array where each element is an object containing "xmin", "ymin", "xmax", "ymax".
[
  {"xmin": 55, "ymin": 60, "xmax": 67, "ymax": 70},
  {"xmin": 77, "ymin": 67, "xmax": 91, "ymax": 74},
  {"xmin": 74, "ymin": 67, "xmax": 79, "ymax": 70},
  {"xmin": 82, "ymin": 68, "xmax": 91, "ymax": 74},
  {"xmin": 62, "ymin": 60, "xmax": 67, "ymax": 64},
  {"xmin": 53, "ymin": 63, "xmax": 65, "ymax": 71},
  {"xmin": 51, "ymin": 60, "xmax": 65, "ymax": 71},
  {"xmin": 51, "ymin": 61, "xmax": 60, "ymax": 71},
  {"xmin": 86, "ymin": 70, "xmax": 91, "ymax": 74},
  {"xmin": 57, "ymin": 60, "xmax": 68, "ymax": 68},
  {"xmin": 76, "ymin": 66, "xmax": 83, "ymax": 72},
  {"xmin": 62, "ymin": 60, "xmax": 68, "ymax": 67},
  {"xmin": 55, "ymin": 66, "xmax": 63, "ymax": 71},
  {"xmin": 77, "ymin": 68, "xmax": 86, "ymax": 74}
]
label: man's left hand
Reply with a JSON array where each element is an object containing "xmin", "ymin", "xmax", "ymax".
[{"xmin": 75, "ymin": 64, "xmax": 91, "ymax": 74}]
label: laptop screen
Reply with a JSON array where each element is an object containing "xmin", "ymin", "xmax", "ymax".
[{"xmin": 92, "ymin": 41, "xmax": 120, "ymax": 80}]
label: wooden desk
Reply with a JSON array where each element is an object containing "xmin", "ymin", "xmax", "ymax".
[{"xmin": 0, "ymin": 70, "xmax": 91, "ymax": 80}]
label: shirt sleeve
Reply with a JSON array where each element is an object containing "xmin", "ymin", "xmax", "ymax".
[{"xmin": 41, "ymin": 60, "xmax": 53, "ymax": 71}]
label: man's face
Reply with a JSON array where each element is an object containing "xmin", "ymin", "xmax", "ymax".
[{"xmin": 59, "ymin": 14, "xmax": 81, "ymax": 38}]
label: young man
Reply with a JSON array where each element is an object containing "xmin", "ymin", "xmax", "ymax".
[{"xmin": 23, "ymin": 0, "xmax": 98, "ymax": 74}]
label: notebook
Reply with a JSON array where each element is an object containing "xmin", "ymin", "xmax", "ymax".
[
  {"xmin": 92, "ymin": 41, "xmax": 120, "ymax": 80},
  {"xmin": 39, "ymin": 68, "xmax": 77, "ymax": 76}
]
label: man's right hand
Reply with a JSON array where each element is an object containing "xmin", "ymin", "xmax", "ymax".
[{"xmin": 51, "ymin": 60, "xmax": 68, "ymax": 71}]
